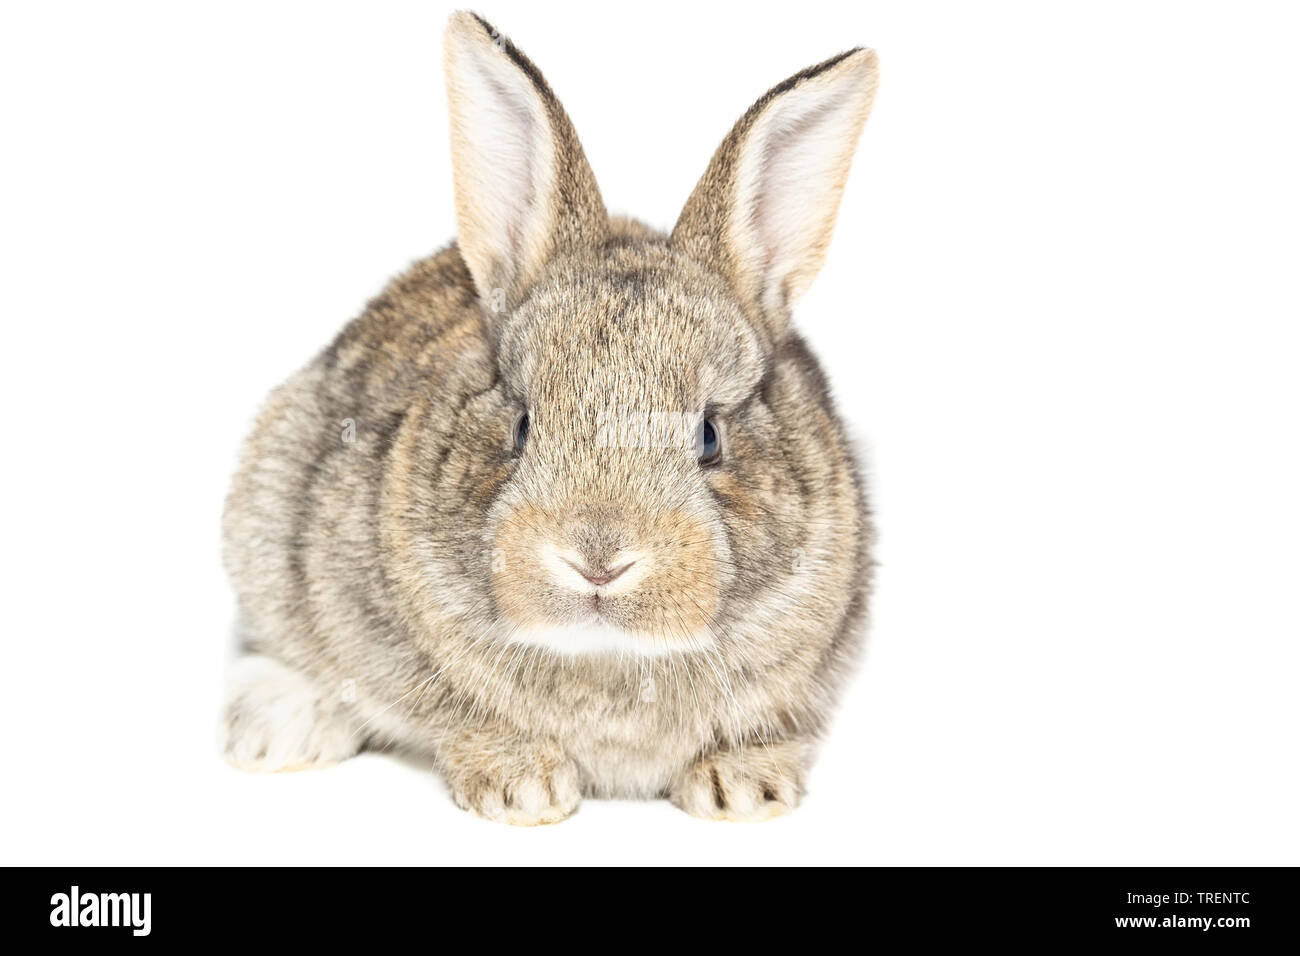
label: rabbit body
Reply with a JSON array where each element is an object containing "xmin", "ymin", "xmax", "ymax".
[{"xmin": 222, "ymin": 13, "xmax": 878, "ymax": 824}]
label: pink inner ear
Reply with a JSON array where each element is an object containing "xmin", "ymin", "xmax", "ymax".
[
  {"xmin": 446, "ymin": 29, "xmax": 555, "ymax": 298},
  {"xmin": 735, "ymin": 71, "xmax": 873, "ymax": 312}
]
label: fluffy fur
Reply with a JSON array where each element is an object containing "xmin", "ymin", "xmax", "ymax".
[{"xmin": 222, "ymin": 12, "xmax": 879, "ymax": 824}]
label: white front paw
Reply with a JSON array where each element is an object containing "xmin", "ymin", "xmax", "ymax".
[{"xmin": 219, "ymin": 655, "xmax": 360, "ymax": 772}]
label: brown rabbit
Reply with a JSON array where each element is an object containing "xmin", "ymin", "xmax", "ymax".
[{"xmin": 221, "ymin": 11, "xmax": 879, "ymax": 823}]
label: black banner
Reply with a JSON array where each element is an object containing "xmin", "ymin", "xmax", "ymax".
[{"xmin": 14, "ymin": 867, "xmax": 1295, "ymax": 943}]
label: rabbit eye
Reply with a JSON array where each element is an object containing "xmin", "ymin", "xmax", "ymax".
[
  {"xmin": 513, "ymin": 412, "xmax": 530, "ymax": 454},
  {"xmin": 699, "ymin": 418, "xmax": 722, "ymax": 467}
]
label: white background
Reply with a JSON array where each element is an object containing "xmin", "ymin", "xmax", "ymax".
[{"xmin": 2, "ymin": 0, "xmax": 1297, "ymax": 865}]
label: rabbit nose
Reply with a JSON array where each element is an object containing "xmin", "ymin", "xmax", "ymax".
[{"xmin": 566, "ymin": 559, "xmax": 636, "ymax": 587}]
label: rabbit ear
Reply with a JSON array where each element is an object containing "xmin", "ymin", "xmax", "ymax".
[
  {"xmin": 671, "ymin": 49, "xmax": 878, "ymax": 339},
  {"xmin": 443, "ymin": 13, "xmax": 607, "ymax": 310}
]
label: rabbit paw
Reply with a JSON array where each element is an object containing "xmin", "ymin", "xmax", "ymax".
[
  {"xmin": 670, "ymin": 743, "xmax": 805, "ymax": 822},
  {"xmin": 220, "ymin": 655, "xmax": 361, "ymax": 772},
  {"xmin": 440, "ymin": 734, "xmax": 582, "ymax": 826}
]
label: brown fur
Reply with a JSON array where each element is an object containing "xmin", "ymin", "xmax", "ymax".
[{"xmin": 221, "ymin": 12, "xmax": 879, "ymax": 823}]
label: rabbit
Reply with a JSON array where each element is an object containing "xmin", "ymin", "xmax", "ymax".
[{"xmin": 221, "ymin": 11, "xmax": 879, "ymax": 824}]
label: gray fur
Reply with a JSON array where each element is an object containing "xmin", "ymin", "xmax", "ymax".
[{"xmin": 222, "ymin": 12, "xmax": 879, "ymax": 823}]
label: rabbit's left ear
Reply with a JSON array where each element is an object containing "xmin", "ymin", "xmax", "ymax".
[
  {"xmin": 672, "ymin": 49, "xmax": 878, "ymax": 339},
  {"xmin": 444, "ymin": 13, "xmax": 607, "ymax": 311}
]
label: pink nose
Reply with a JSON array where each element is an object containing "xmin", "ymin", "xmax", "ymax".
[{"xmin": 574, "ymin": 561, "xmax": 635, "ymax": 587}]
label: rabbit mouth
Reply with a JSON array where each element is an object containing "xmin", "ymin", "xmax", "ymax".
[
  {"xmin": 486, "ymin": 498, "xmax": 732, "ymax": 654},
  {"xmin": 578, "ymin": 593, "xmax": 645, "ymax": 631}
]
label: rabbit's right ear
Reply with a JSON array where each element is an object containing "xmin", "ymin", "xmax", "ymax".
[{"xmin": 443, "ymin": 13, "xmax": 607, "ymax": 312}]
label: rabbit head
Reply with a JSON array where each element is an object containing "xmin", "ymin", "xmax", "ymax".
[{"xmin": 438, "ymin": 13, "xmax": 877, "ymax": 657}]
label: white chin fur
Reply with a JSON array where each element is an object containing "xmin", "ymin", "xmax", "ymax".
[{"xmin": 506, "ymin": 622, "xmax": 712, "ymax": 658}]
